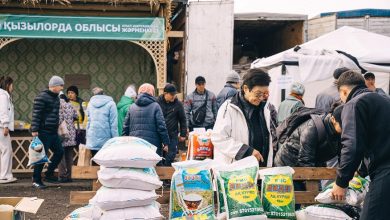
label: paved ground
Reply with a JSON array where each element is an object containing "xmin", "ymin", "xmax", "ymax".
[{"xmin": 0, "ymin": 177, "xmax": 169, "ymax": 219}]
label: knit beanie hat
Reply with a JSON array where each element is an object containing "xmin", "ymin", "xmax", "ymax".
[
  {"xmin": 124, "ymin": 85, "xmax": 137, "ymax": 98},
  {"xmin": 138, "ymin": 83, "xmax": 155, "ymax": 96},
  {"xmin": 67, "ymin": 85, "xmax": 79, "ymax": 96},
  {"xmin": 290, "ymin": 82, "xmax": 305, "ymax": 96},
  {"xmin": 49, "ymin": 76, "xmax": 64, "ymax": 87},
  {"xmin": 226, "ymin": 70, "xmax": 240, "ymax": 83}
]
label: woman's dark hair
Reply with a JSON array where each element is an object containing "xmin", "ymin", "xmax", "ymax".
[
  {"xmin": 0, "ymin": 76, "xmax": 14, "ymax": 94},
  {"xmin": 241, "ymin": 69, "xmax": 271, "ymax": 93}
]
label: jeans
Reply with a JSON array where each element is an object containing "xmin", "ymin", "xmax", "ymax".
[
  {"xmin": 33, "ymin": 133, "xmax": 64, "ymax": 183},
  {"xmin": 164, "ymin": 136, "xmax": 178, "ymax": 166}
]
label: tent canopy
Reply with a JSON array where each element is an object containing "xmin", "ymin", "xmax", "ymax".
[{"xmin": 251, "ymin": 26, "xmax": 390, "ymax": 108}]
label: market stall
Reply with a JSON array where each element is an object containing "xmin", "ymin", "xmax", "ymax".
[{"xmin": 0, "ymin": 1, "xmax": 174, "ymax": 172}]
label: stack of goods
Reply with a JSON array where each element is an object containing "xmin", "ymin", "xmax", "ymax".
[
  {"xmin": 187, "ymin": 130, "xmax": 214, "ymax": 160},
  {"xmin": 213, "ymin": 156, "xmax": 267, "ymax": 220},
  {"xmin": 169, "ymin": 159, "xmax": 215, "ymax": 219},
  {"xmin": 259, "ymin": 167, "xmax": 296, "ymax": 220},
  {"xmin": 296, "ymin": 176, "xmax": 369, "ymax": 220},
  {"xmin": 65, "ymin": 137, "xmax": 164, "ymax": 220}
]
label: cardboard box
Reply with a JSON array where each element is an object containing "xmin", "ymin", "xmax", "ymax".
[{"xmin": 0, "ymin": 197, "xmax": 44, "ymax": 220}]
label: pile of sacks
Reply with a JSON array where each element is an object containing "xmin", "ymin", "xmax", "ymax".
[
  {"xmin": 296, "ymin": 176, "xmax": 369, "ymax": 220},
  {"xmin": 65, "ymin": 137, "xmax": 164, "ymax": 220}
]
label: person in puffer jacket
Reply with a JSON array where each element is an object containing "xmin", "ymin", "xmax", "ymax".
[
  {"xmin": 117, "ymin": 85, "xmax": 136, "ymax": 135},
  {"xmin": 274, "ymin": 104, "xmax": 344, "ymax": 167},
  {"xmin": 86, "ymin": 87, "xmax": 118, "ymax": 152},
  {"xmin": 122, "ymin": 83, "xmax": 170, "ymax": 158}
]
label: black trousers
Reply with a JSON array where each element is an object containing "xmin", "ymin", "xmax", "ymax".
[
  {"xmin": 360, "ymin": 168, "xmax": 390, "ymax": 220},
  {"xmin": 33, "ymin": 133, "xmax": 64, "ymax": 183}
]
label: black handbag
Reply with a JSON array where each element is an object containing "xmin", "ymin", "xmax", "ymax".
[{"xmin": 192, "ymin": 91, "xmax": 208, "ymax": 126}]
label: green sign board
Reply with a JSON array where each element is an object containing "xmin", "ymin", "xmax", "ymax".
[{"xmin": 0, "ymin": 14, "xmax": 165, "ymax": 41}]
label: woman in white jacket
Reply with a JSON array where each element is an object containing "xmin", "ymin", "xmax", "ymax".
[
  {"xmin": 0, "ymin": 76, "xmax": 16, "ymax": 183},
  {"xmin": 212, "ymin": 69, "xmax": 275, "ymax": 167}
]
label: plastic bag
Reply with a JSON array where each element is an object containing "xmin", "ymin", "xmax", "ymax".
[
  {"xmin": 92, "ymin": 137, "xmax": 162, "ymax": 168},
  {"xmin": 169, "ymin": 159, "xmax": 215, "ymax": 219},
  {"xmin": 315, "ymin": 176, "xmax": 369, "ymax": 206},
  {"xmin": 27, "ymin": 137, "xmax": 50, "ymax": 166},
  {"xmin": 295, "ymin": 204, "xmax": 359, "ymax": 220},
  {"xmin": 89, "ymin": 186, "xmax": 158, "ymax": 211},
  {"xmin": 259, "ymin": 166, "xmax": 296, "ymax": 219},
  {"xmin": 214, "ymin": 156, "xmax": 266, "ymax": 220},
  {"xmin": 187, "ymin": 131, "xmax": 214, "ymax": 160},
  {"xmin": 100, "ymin": 202, "xmax": 163, "ymax": 220},
  {"xmin": 63, "ymin": 204, "xmax": 102, "ymax": 220},
  {"xmin": 98, "ymin": 166, "xmax": 162, "ymax": 191}
]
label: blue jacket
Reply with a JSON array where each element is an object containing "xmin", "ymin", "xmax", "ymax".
[
  {"xmin": 86, "ymin": 95, "xmax": 118, "ymax": 150},
  {"xmin": 122, "ymin": 93, "xmax": 170, "ymax": 148},
  {"xmin": 217, "ymin": 83, "xmax": 238, "ymax": 109}
]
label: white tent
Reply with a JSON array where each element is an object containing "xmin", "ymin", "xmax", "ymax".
[{"xmin": 251, "ymin": 26, "xmax": 390, "ymax": 109}]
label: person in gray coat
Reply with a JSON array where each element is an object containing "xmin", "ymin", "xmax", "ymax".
[
  {"xmin": 184, "ymin": 76, "xmax": 218, "ymax": 131},
  {"xmin": 216, "ymin": 70, "xmax": 241, "ymax": 109},
  {"xmin": 315, "ymin": 67, "xmax": 349, "ymax": 113},
  {"xmin": 277, "ymin": 82, "xmax": 305, "ymax": 124}
]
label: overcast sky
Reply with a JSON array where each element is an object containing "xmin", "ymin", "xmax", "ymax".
[{"xmin": 234, "ymin": 0, "xmax": 390, "ymax": 18}]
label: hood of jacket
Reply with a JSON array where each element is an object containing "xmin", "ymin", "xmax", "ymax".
[
  {"xmin": 117, "ymin": 96, "xmax": 134, "ymax": 109},
  {"xmin": 90, "ymin": 95, "xmax": 114, "ymax": 108},
  {"xmin": 136, "ymin": 93, "xmax": 156, "ymax": 106}
]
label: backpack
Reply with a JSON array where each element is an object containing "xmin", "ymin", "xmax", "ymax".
[{"xmin": 276, "ymin": 107, "xmax": 326, "ymax": 146}]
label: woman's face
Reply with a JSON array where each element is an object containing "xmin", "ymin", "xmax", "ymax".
[
  {"xmin": 331, "ymin": 116, "xmax": 342, "ymax": 134},
  {"xmin": 243, "ymin": 85, "xmax": 269, "ymax": 106},
  {"xmin": 67, "ymin": 91, "xmax": 77, "ymax": 101}
]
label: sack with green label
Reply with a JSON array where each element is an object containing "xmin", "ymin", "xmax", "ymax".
[
  {"xmin": 169, "ymin": 159, "xmax": 215, "ymax": 219},
  {"xmin": 213, "ymin": 156, "xmax": 266, "ymax": 220},
  {"xmin": 315, "ymin": 176, "xmax": 369, "ymax": 206},
  {"xmin": 259, "ymin": 166, "xmax": 296, "ymax": 219}
]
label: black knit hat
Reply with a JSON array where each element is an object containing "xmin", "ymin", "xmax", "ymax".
[
  {"xmin": 66, "ymin": 85, "xmax": 79, "ymax": 96},
  {"xmin": 333, "ymin": 67, "xmax": 350, "ymax": 80},
  {"xmin": 195, "ymin": 76, "xmax": 206, "ymax": 84}
]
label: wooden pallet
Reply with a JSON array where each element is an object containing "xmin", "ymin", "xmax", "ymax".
[{"xmin": 70, "ymin": 166, "xmax": 336, "ymax": 205}]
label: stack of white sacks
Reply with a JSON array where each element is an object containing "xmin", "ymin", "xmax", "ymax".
[{"xmin": 65, "ymin": 137, "xmax": 164, "ymax": 220}]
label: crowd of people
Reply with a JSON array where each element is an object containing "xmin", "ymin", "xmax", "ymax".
[{"xmin": 0, "ymin": 67, "xmax": 389, "ymax": 219}]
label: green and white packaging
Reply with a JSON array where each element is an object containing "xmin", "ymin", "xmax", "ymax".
[
  {"xmin": 214, "ymin": 156, "xmax": 266, "ymax": 220},
  {"xmin": 259, "ymin": 166, "xmax": 296, "ymax": 219}
]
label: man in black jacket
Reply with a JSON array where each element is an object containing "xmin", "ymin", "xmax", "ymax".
[
  {"xmin": 331, "ymin": 70, "xmax": 390, "ymax": 220},
  {"xmin": 157, "ymin": 84, "xmax": 187, "ymax": 166},
  {"xmin": 31, "ymin": 76, "xmax": 65, "ymax": 189}
]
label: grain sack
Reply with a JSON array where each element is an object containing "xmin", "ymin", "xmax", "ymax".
[
  {"xmin": 295, "ymin": 204, "xmax": 360, "ymax": 220},
  {"xmin": 172, "ymin": 214, "xmax": 213, "ymax": 220},
  {"xmin": 187, "ymin": 131, "xmax": 213, "ymax": 160},
  {"xmin": 214, "ymin": 156, "xmax": 266, "ymax": 220},
  {"xmin": 315, "ymin": 176, "xmax": 369, "ymax": 206},
  {"xmin": 63, "ymin": 205, "xmax": 102, "ymax": 220},
  {"xmin": 100, "ymin": 202, "xmax": 163, "ymax": 220},
  {"xmin": 98, "ymin": 166, "xmax": 162, "ymax": 190},
  {"xmin": 169, "ymin": 159, "xmax": 215, "ymax": 219},
  {"xmin": 27, "ymin": 137, "xmax": 50, "ymax": 166},
  {"xmin": 92, "ymin": 136, "xmax": 162, "ymax": 168},
  {"xmin": 89, "ymin": 186, "xmax": 158, "ymax": 211},
  {"xmin": 259, "ymin": 166, "xmax": 295, "ymax": 219}
]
